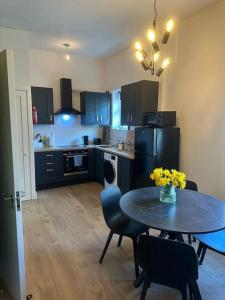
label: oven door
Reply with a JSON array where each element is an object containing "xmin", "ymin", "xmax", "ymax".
[
  {"xmin": 64, "ymin": 155, "xmax": 75, "ymax": 175},
  {"xmin": 74, "ymin": 153, "xmax": 88, "ymax": 173}
]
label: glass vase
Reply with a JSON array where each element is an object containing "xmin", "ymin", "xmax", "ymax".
[{"xmin": 160, "ymin": 184, "xmax": 176, "ymax": 203}]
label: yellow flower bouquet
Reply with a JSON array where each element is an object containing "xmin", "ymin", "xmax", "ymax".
[{"xmin": 150, "ymin": 168, "xmax": 186, "ymax": 203}]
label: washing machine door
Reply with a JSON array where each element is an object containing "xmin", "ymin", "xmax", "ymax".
[{"xmin": 104, "ymin": 160, "xmax": 115, "ymax": 184}]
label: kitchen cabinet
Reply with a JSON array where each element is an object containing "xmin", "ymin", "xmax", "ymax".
[
  {"xmin": 31, "ymin": 86, "xmax": 54, "ymax": 125},
  {"xmin": 35, "ymin": 151, "xmax": 64, "ymax": 189},
  {"xmin": 80, "ymin": 91, "xmax": 111, "ymax": 125},
  {"xmin": 117, "ymin": 156, "xmax": 134, "ymax": 194},
  {"xmin": 94, "ymin": 149, "xmax": 104, "ymax": 184},
  {"xmin": 120, "ymin": 80, "xmax": 159, "ymax": 126},
  {"xmin": 88, "ymin": 149, "xmax": 95, "ymax": 178}
]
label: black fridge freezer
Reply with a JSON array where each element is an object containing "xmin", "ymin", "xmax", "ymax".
[{"xmin": 134, "ymin": 127, "xmax": 180, "ymax": 188}]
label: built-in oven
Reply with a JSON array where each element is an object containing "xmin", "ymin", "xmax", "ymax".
[{"xmin": 63, "ymin": 150, "xmax": 88, "ymax": 176}]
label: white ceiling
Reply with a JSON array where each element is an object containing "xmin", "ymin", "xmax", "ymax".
[{"xmin": 0, "ymin": 0, "xmax": 218, "ymax": 59}]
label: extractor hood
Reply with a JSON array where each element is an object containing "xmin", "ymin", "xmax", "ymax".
[{"xmin": 55, "ymin": 78, "xmax": 81, "ymax": 115}]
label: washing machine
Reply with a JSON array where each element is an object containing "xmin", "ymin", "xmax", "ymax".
[{"xmin": 104, "ymin": 152, "xmax": 118, "ymax": 188}]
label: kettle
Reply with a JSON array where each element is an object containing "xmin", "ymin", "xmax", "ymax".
[{"xmin": 82, "ymin": 135, "xmax": 89, "ymax": 146}]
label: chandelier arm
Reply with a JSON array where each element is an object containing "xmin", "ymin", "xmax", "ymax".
[{"xmin": 153, "ymin": 0, "xmax": 158, "ymax": 26}]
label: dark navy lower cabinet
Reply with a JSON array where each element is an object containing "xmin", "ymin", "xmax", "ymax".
[
  {"xmin": 117, "ymin": 156, "xmax": 134, "ymax": 194},
  {"xmin": 94, "ymin": 149, "xmax": 104, "ymax": 184},
  {"xmin": 35, "ymin": 151, "xmax": 64, "ymax": 189}
]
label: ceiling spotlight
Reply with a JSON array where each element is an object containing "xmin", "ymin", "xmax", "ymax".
[
  {"xmin": 65, "ymin": 54, "xmax": 70, "ymax": 61},
  {"xmin": 62, "ymin": 43, "xmax": 71, "ymax": 61},
  {"xmin": 62, "ymin": 43, "xmax": 70, "ymax": 48}
]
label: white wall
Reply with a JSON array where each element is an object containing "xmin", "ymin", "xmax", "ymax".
[
  {"xmin": 29, "ymin": 49, "xmax": 104, "ymax": 145},
  {"xmin": 165, "ymin": 0, "xmax": 225, "ymax": 198},
  {"xmin": 0, "ymin": 27, "xmax": 30, "ymax": 90}
]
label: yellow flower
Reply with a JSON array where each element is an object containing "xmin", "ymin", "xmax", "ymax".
[{"xmin": 150, "ymin": 168, "xmax": 186, "ymax": 189}]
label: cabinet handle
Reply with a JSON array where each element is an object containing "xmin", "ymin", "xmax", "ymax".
[
  {"xmin": 50, "ymin": 114, "xmax": 53, "ymax": 123},
  {"xmin": 100, "ymin": 115, "xmax": 102, "ymax": 122},
  {"xmin": 127, "ymin": 114, "xmax": 129, "ymax": 122},
  {"xmin": 46, "ymin": 169, "xmax": 54, "ymax": 172},
  {"xmin": 97, "ymin": 115, "xmax": 99, "ymax": 122},
  {"xmin": 131, "ymin": 114, "xmax": 133, "ymax": 123},
  {"xmin": 46, "ymin": 162, "xmax": 54, "ymax": 165},
  {"xmin": 45, "ymin": 154, "xmax": 54, "ymax": 157}
]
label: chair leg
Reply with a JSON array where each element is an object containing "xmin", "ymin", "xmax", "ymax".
[
  {"xmin": 99, "ymin": 231, "xmax": 113, "ymax": 263},
  {"xmin": 189, "ymin": 281, "xmax": 202, "ymax": 300},
  {"xmin": 117, "ymin": 235, "xmax": 123, "ymax": 247},
  {"xmin": 180, "ymin": 286, "xmax": 188, "ymax": 300},
  {"xmin": 199, "ymin": 245, "xmax": 207, "ymax": 265},
  {"xmin": 188, "ymin": 234, "xmax": 192, "ymax": 245},
  {"xmin": 188, "ymin": 283, "xmax": 194, "ymax": 300},
  {"xmin": 140, "ymin": 278, "xmax": 151, "ymax": 300},
  {"xmin": 132, "ymin": 237, "xmax": 139, "ymax": 278},
  {"xmin": 197, "ymin": 242, "xmax": 203, "ymax": 258}
]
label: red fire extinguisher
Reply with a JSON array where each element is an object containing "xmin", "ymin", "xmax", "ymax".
[{"xmin": 32, "ymin": 106, "xmax": 38, "ymax": 124}]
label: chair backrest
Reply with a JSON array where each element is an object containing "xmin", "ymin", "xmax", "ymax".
[
  {"xmin": 138, "ymin": 235, "xmax": 199, "ymax": 288},
  {"xmin": 185, "ymin": 180, "xmax": 198, "ymax": 191},
  {"xmin": 100, "ymin": 186, "xmax": 122, "ymax": 228}
]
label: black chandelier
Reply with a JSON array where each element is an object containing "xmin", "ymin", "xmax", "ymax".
[{"xmin": 134, "ymin": 0, "xmax": 174, "ymax": 76}]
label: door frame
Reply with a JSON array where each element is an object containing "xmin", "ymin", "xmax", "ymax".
[{"xmin": 16, "ymin": 90, "xmax": 37, "ymax": 200}]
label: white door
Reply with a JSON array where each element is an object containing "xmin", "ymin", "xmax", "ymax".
[
  {"xmin": 16, "ymin": 91, "xmax": 32, "ymax": 201},
  {"xmin": 0, "ymin": 50, "xmax": 26, "ymax": 299}
]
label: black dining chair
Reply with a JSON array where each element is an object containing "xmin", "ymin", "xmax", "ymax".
[
  {"xmin": 194, "ymin": 229, "xmax": 225, "ymax": 265},
  {"xmin": 99, "ymin": 185, "xmax": 150, "ymax": 277},
  {"xmin": 185, "ymin": 180, "xmax": 198, "ymax": 244},
  {"xmin": 137, "ymin": 235, "xmax": 202, "ymax": 300}
]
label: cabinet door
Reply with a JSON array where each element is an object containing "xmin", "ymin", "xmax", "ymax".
[
  {"xmin": 96, "ymin": 93, "xmax": 111, "ymax": 125},
  {"xmin": 131, "ymin": 82, "xmax": 143, "ymax": 126},
  {"xmin": 80, "ymin": 92, "xmax": 97, "ymax": 125},
  {"xmin": 94, "ymin": 149, "xmax": 104, "ymax": 184},
  {"xmin": 121, "ymin": 86, "xmax": 130, "ymax": 126},
  {"xmin": 88, "ymin": 149, "xmax": 95, "ymax": 178},
  {"xmin": 31, "ymin": 87, "xmax": 54, "ymax": 124},
  {"xmin": 117, "ymin": 156, "xmax": 134, "ymax": 194}
]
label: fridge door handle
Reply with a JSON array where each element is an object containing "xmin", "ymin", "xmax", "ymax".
[{"xmin": 154, "ymin": 128, "xmax": 158, "ymax": 156}]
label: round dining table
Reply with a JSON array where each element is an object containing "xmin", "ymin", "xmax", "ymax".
[
  {"xmin": 120, "ymin": 187, "xmax": 225, "ymax": 235},
  {"xmin": 120, "ymin": 187, "xmax": 225, "ymax": 288}
]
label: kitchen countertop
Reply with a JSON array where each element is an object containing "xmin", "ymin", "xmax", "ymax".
[
  {"xmin": 95, "ymin": 146, "xmax": 135, "ymax": 160},
  {"xmin": 34, "ymin": 145, "xmax": 135, "ymax": 159}
]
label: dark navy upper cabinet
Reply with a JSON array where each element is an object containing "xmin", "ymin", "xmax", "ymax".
[
  {"xmin": 121, "ymin": 80, "xmax": 159, "ymax": 126},
  {"xmin": 32, "ymin": 86, "xmax": 54, "ymax": 125},
  {"xmin": 80, "ymin": 91, "xmax": 111, "ymax": 125}
]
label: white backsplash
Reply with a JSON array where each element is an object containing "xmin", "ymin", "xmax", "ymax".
[{"xmin": 33, "ymin": 115, "xmax": 102, "ymax": 146}]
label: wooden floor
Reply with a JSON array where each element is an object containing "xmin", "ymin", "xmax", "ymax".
[{"xmin": 21, "ymin": 182, "xmax": 225, "ymax": 300}]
